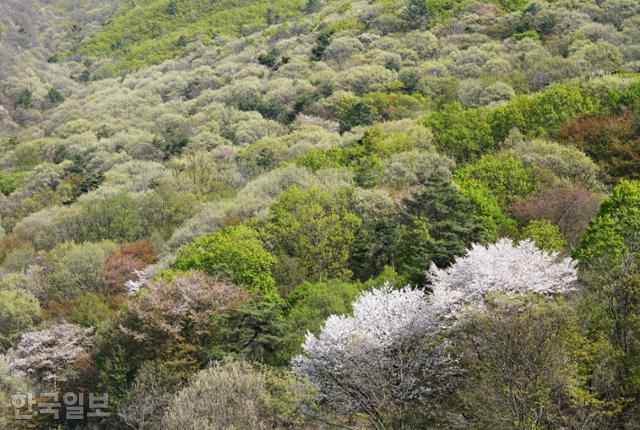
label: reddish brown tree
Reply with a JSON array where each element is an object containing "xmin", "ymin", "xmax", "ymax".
[
  {"xmin": 101, "ymin": 240, "xmax": 157, "ymax": 293},
  {"xmin": 513, "ymin": 186, "xmax": 604, "ymax": 247},
  {"xmin": 558, "ymin": 112, "xmax": 640, "ymax": 180},
  {"xmin": 116, "ymin": 271, "xmax": 251, "ymax": 374}
]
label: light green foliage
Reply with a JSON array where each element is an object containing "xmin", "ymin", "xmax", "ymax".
[
  {"xmin": 421, "ymin": 102, "xmax": 495, "ymax": 162},
  {"xmin": 283, "ymin": 280, "xmax": 362, "ymax": 356},
  {"xmin": 0, "ymin": 289, "xmax": 41, "ymax": 351},
  {"xmin": 456, "ymin": 178, "xmax": 518, "ymax": 240},
  {"xmin": 0, "ymin": 273, "xmax": 41, "ymax": 297},
  {"xmin": 173, "ymin": 225, "xmax": 278, "ymax": 299},
  {"xmin": 77, "ymin": 0, "xmax": 305, "ymax": 75},
  {"xmin": 490, "ymin": 85, "xmax": 597, "ymax": 143},
  {"xmin": 510, "ymin": 137, "xmax": 604, "ymax": 191},
  {"xmin": 46, "ymin": 241, "xmax": 119, "ymax": 299},
  {"xmin": 575, "ymin": 180, "xmax": 640, "ymax": 267},
  {"xmin": 259, "ymin": 186, "xmax": 361, "ymax": 281},
  {"xmin": 334, "ymin": 92, "xmax": 430, "ymax": 132},
  {"xmin": 1, "ymin": 0, "xmax": 640, "ymax": 426},
  {"xmin": 521, "ymin": 219, "xmax": 567, "ymax": 253},
  {"xmin": 296, "ymin": 124, "xmax": 435, "ymax": 181},
  {"xmin": 422, "ymin": 84, "xmax": 599, "ymax": 162},
  {"xmin": 0, "ymin": 171, "xmax": 28, "ymax": 195},
  {"xmin": 162, "ymin": 359, "xmax": 317, "ymax": 430},
  {"xmin": 456, "ymin": 152, "xmax": 538, "ymax": 209},
  {"xmin": 574, "ymin": 180, "xmax": 640, "ymax": 413}
]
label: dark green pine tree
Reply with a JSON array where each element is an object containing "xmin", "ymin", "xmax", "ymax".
[
  {"xmin": 404, "ymin": 0, "xmax": 428, "ymax": 29},
  {"xmin": 350, "ymin": 215, "xmax": 406, "ymax": 281},
  {"xmin": 210, "ymin": 300, "xmax": 288, "ymax": 366},
  {"xmin": 304, "ymin": 0, "xmax": 320, "ymax": 14},
  {"xmin": 399, "ymin": 171, "xmax": 493, "ymax": 285}
]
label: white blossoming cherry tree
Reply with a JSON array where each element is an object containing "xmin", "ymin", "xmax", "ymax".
[
  {"xmin": 428, "ymin": 238, "xmax": 577, "ymax": 315},
  {"xmin": 7, "ymin": 323, "xmax": 94, "ymax": 387},
  {"xmin": 294, "ymin": 239, "xmax": 577, "ymax": 428}
]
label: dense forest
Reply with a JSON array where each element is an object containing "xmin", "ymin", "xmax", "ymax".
[{"xmin": 0, "ymin": 0, "xmax": 640, "ymax": 428}]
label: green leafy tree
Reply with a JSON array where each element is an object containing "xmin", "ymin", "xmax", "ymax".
[
  {"xmin": 456, "ymin": 152, "xmax": 538, "ymax": 209},
  {"xmin": 490, "ymin": 85, "xmax": 596, "ymax": 143},
  {"xmin": 576, "ymin": 180, "xmax": 640, "ymax": 267},
  {"xmin": 76, "ymin": 194, "xmax": 145, "ymax": 243},
  {"xmin": 421, "ymin": 103, "xmax": 495, "ymax": 162},
  {"xmin": 574, "ymin": 180, "xmax": 640, "ymax": 420},
  {"xmin": 117, "ymin": 361, "xmax": 184, "ymax": 430},
  {"xmin": 259, "ymin": 186, "xmax": 361, "ymax": 281},
  {"xmin": 166, "ymin": 0, "xmax": 178, "ymax": 16},
  {"xmin": 311, "ymin": 30, "xmax": 333, "ymax": 61},
  {"xmin": 354, "ymin": 154, "xmax": 383, "ymax": 188},
  {"xmin": 454, "ymin": 294, "xmax": 604, "ymax": 429},
  {"xmin": 404, "ymin": 0, "xmax": 428, "ymax": 27},
  {"xmin": 350, "ymin": 214, "xmax": 408, "ymax": 281},
  {"xmin": 0, "ymin": 289, "xmax": 41, "ymax": 351},
  {"xmin": 521, "ymin": 219, "xmax": 567, "ymax": 253},
  {"xmin": 336, "ymin": 98, "xmax": 376, "ymax": 132},
  {"xmin": 173, "ymin": 225, "xmax": 278, "ymax": 299},
  {"xmin": 46, "ymin": 241, "xmax": 119, "ymax": 299},
  {"xmin": 114, "ymin": 271, "xmax": 251, "ymax": 374},
  {"xmin": 303, "ymin": 0, "xmax": 320, "ymax": 14},
  {"xmin": 211, "ymin": 299, "xmax": 288, "ymax": 365},
  {"xmin": 162, "ymin": 360, "xmax": 317, "ymax": 430},
  {"xmin": 456, "ymin": 178, "xmax": 518, "ymax": 240}
]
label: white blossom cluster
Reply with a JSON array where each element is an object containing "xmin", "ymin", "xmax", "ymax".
[
  {"xmin": 428, "ymin": 238, "xmax": 577, "ymax": 316},
  {"xmin": 295, "ymin": 239, "xmax": 578, "ymax": 422},
  {"xmin": 6, "ymin": 323, "xmax": 94, "ymax": 384},
  {"xmin": 295, "ymin": 285, "xmax": 456, "ymax": 423},
  {"xmin": 124, "ymin": 268, "xmax": 150, "ymax": 296}
]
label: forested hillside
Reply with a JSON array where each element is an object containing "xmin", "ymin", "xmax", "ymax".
[{"xmin": 1, "ymin": 0, "xmax": 640, "ymax": 428}]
